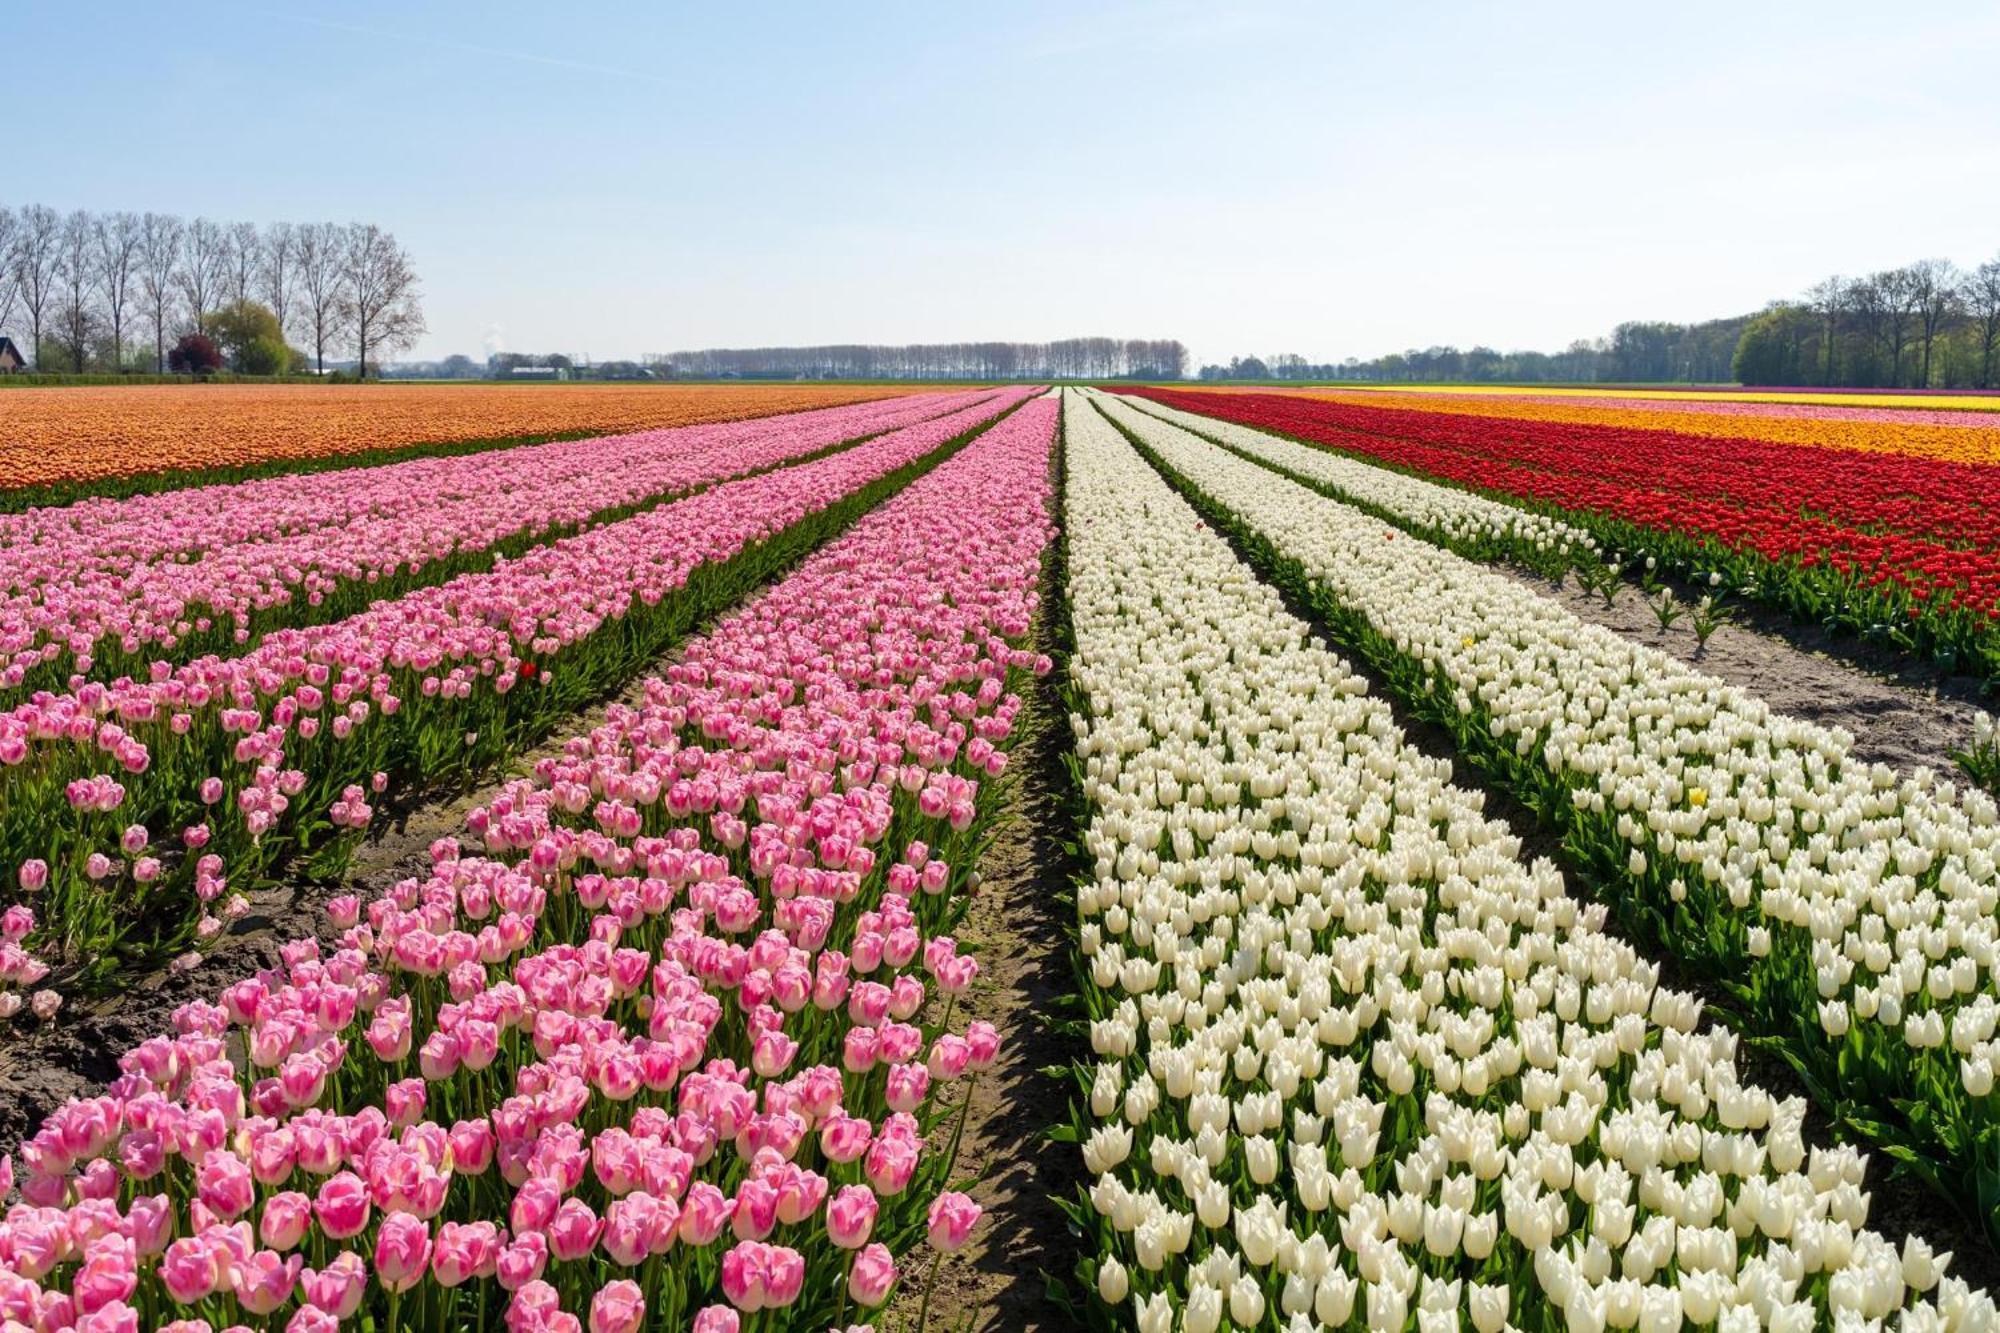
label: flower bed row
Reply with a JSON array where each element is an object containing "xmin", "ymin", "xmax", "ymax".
[
  {"xmin": 1122, "ymin": 387, "xmax": 2000, "ymax": 679},
  {"xmin": 0, "ymin": 395, "xmax": 1059, "ymax": 1332},
  {"xmin": 1102, "ymin": 393, "xmax": 2000, "ymax": 800},
  {"xmin": 1097, "ymin": 392, "xmax": 2000, "ymax": 1251},
  {"xmin": 1058, "ymin": 389, "xmax": 1993, "ymax": 1329},
  {"xmin": 0, "ymin": 390, "xmax": 1000, "ymax": 696},
  {"xmin": 1102, "ymin": 393, "xmax": 1594, "ymax": 575},
  {"xmin": 0, "ymin": 383, "xmax": 933, "ymax": 510},
  {"xmin": 0, "ymin": 387, "xmax": 1040, "ymax": 984},
  {"xmin": 1255, "ymin": 385, "xmax": 2000, "ymax": 463}
]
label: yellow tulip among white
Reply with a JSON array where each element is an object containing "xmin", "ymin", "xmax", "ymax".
[{"xmin": 1058, "ymin": 390, "xmax": 1994, "ymax": 1330}]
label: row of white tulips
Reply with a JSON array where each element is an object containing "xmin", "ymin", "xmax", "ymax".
[
  {"xmin": 1111, "ymin": 393, "xmax": 1595, "ymax": 559},
  {"xmin": 1085, "ymin": 386, "xmax": 2000, "ymax": 1241},
  {"xmin": 1112, "ymin": 393, "xmax": 2000, "ymax": 809},
  {"xmin": 1058, "ymin": 390, "xmax": 1992, "ymax": 1331}
]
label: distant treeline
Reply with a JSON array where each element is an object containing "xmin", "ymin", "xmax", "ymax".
[
  {"xmin": 1, "ymin": 202, "xmax": 424, "ymax": 376},
  {"xmin": 1207, "ymin": 253, "xmax": 2000, "ymax": 388},
  {"xmin": 653, "ymin": 338, "xmax": 1190, "ymax": 381}
]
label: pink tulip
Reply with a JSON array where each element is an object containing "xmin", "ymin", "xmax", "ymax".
[
  {"xmin": 691, "ymin": 1307, "xmax": 740, "ymax": 1333},
  {"xmin": 678, "ymin": 1181, "xmax": 734, "ymax": 1246},
  {"xmin": 589, "ymin": 1279, "xmax": 646, "ymax": 1333},
  {"xmin": 827, "ymin": 1184, "xmax": 879, "ymax": 1249},
  {"xmin": 300, "ymin": 1251, "xmax": 368, "ymax": 1317},
  {"xmin": 195, "ymin": 1148, "xmax": 254, "ymax": 1219},
  {"xmin": 258, "ymin": 1191, "xmax": 312, "ymax": 1251},
  {"xmin": 374, "ymin": 1212, "xmax": 432, "ymax": 1293},
  {"xmin": 506, "ymin": 1280, "xmax": 562, "ymax": 1333},
  {"xmin": 158, "ymin": 1237, "xmax": 222, "ymax": 1305},
  {"xmin": 432, "ymin": 1220, "xmax": 501, "ymax": 1287},
  {"xmin": 311, "ymin": 1171, "xmax": 371, "ymax": 1240},
  {"xmin": 849, "ymin": 1242, "xmax": 898, "ymax": 1307},
  {"xmin": 496, "ymin": 1231, "xmax": 550, "ymax": 1291},
  {"xmin": 927, "ymin": 1190, "xmax": 983, "ymax": 1251},
  {"xmin": 72, "ymin": 1235, "xmax": 138, "ymax": 1314},
  {"xmin": 232, "ymin": 1249, "xmax": 302, "ymax": 1315},
  {"xmin": 547, "ymin": 1196, "xmax": 603, "ymax": 1262}
]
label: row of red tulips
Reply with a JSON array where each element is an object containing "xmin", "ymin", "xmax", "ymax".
[{"xmin": 1125, "ymin": 388, "xmax": 2000, "ymax": 678}]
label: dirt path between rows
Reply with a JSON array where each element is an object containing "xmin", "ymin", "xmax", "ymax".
[
  {"xmin": 1499, "ymin": 566, "xmax": 1992, "ymax": 779},
  {"xmin": 884, "ymin": 632, "xmax": 1081, "ymax": 1333}
]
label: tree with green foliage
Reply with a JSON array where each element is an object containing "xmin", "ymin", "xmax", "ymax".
[
  {"xmin": 207, "ymin": 298, "xmax": 294, "ymax": 375},
  {"xmin": 1731, "ymin": 307, "xmax": 1808, "ymax": 386}
]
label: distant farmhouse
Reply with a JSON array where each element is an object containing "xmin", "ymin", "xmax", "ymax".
[{"xmin": 0, "ymin": 337, "xmax": 25, "ymax": 373}]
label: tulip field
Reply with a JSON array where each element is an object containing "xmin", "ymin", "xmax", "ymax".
[
  {"xmin": 1132, "ymin": 385, "xmax": 2000, "ymax": 679},
  {"xmin": 3, "ymin": 383, "xmax": 2000, "ymax": 1331},
  {"xmin": 0, "ymin": 383, "xmax": 930, "ymax": 509}
]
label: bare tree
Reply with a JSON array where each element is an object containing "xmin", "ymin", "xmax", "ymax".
[
  {"xmin": 340, "ymin": 223, "xmax": 425, "ymax": 377},
  {"xmin": 224, "ymin": 220, "xmax": 261, "ymax": 307},
  {"xmin": 54, "ymin": 210, "xmax": 98, "ymax": 371},
  {"xmin": 94, "ymin": 211, "xmax": 143, "ymax": 372},
  {"xmin": 1966, "ymin": 258, "xmax": 2000, "ymax": 391},
  {"xmin": 1869, "ymin": 266, "xmax": 1923, "ymax": 387},
  {"xmin": 176, "ymin": 217, "xmax": 227, "ymax": 335},
  {"xmin": 1804, "ymin": 276, "xmax": 1846, "ymax": 387},
  {"xmin": 1905, "ymin": 258, "xmax": 1960, "ymax": 389},
  {"xmin": 293, "ymin": 221, "xmax": 348, "ymax": 373},
  {"xmin": 259, "ymin": 221, "xmax": 297, "ymax": 342},
  {"xmin": 0, "ymin": 206, "xmax": 19, "ymax": 348},
  {"xmin": 11, "ymin": 204, "xmax": 61, "ymax": 368},
  {"xmin": 138, "ymin": 212, "xmax": 185, "ymax": 372}
]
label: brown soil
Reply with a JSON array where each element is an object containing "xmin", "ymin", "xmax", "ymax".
[
  {"xmin": 887, "ymin": 612, "xmax": 1084, "ymax": 1332},
  {"xmin": 1504, "ymin": 567, "xmax": 1990, "ymax": 778}
]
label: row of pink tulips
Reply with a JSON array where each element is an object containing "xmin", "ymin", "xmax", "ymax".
[
  {"xmin": 0, "ymin": 394, "xmax": 1058, "ymax": 1332},
  {"xmin": 0, "ymin": 391, "xmax": 1002, "ymax": 697},
  {"xmin": 0, "ymin": 387, "xmax": 1040, "ymax": 979}
]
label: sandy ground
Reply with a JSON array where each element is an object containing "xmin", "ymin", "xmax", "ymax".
[{"xmin": 1503, "ymin": 566, "xmax": 1991, "ymax": 779}]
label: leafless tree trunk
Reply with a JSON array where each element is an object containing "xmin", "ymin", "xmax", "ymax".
[
  {"xmin": 293, "ymin": 222, "xmax": 348, "ymax": 374},
  {"xmin": 0, "ymin": 206, "xmax": 19, "ymax": 348},
  {"xmin": 94, "ymin": 211, "xmax": 143, "ymax": 372},
  {"xmin": 1870, "ymin": 266, "xmax": 1921, "ymax": 387},
  {"xmin": 1804, "ymin": 276, "xmax": 1846, "ymax": 387},
  {"xmin": 55, "ymin": 210, "xmax": 98, "ymax": 372},
  {"xmin": 176, "ymin": 217, "xmax": 227, "ymax": 335},
  {"xmin": 138, "ymin": 212, "xmax": 185, "ymax": 372},
  {"xmin": 1908, "ymin": 258, "xmax": 1959, "ymax": 389},
  {"xmin": 1967, "ymin": 258, "xmax": 2000, "ymax": 391},
  {"xmin": 224, "ymin": 220, "xmax": 261, "ymax": 307},
  {"xmin": 340, "ymin": 223, "xmax": 425, "ymax": 377},
  {"xmin": 11, "ymin": 204, "xmax": 61, "ymax": 368},
  {"xmin": 259, "ymin": 221, "xmax": 298, "ymax": 343}
]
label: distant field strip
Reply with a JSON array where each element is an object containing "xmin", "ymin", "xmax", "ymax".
[{"xmin": 0, "ymin": 382, "xmax": 934, "ymax": 498}]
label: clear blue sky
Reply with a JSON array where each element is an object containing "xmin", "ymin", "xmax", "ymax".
[{"xmin": 11, "ymin": 1, "xmax": 2000, "ymax": 366}]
